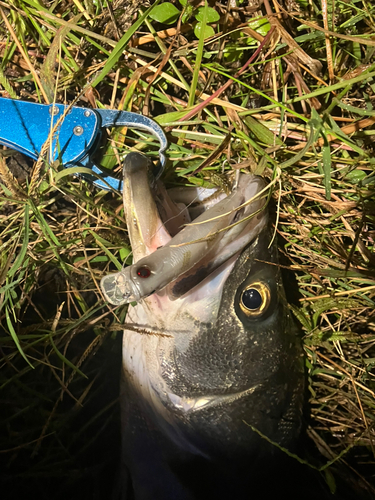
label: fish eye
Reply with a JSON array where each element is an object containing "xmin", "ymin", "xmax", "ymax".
[
  {"xmin": 137, "ymin": 266, "xmax": 151, "ymax": 278},
  {"xmin": 240, "ymin": 282, "xmax": 271, "ymax": 317}
]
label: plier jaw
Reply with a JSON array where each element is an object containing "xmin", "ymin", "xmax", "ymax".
[{"xmin": 0, "ymin": 98, "xmax": 168, "ymax": 191}]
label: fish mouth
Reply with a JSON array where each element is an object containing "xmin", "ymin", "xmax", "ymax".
[
  {"xmin": 101, "ymin": 153, "xmax": 268, "ymax": 306},
  {"xmin": 166, "ymin": 384, "xmax": 262, "ymax": 414}
]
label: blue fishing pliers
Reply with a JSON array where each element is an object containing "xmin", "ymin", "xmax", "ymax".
[{"xmin": 0, "ymin": 97, "xmax": 167, "ymax": 191}]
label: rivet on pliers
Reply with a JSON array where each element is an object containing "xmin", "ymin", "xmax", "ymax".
[{"xmin": 73, "ymin": 126, "xmax": 84, "ymax": 136}]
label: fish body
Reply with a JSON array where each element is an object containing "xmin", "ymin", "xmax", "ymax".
[{"xmin": 102, "ymin": 153, "xmax": 305, "ymax": 499}]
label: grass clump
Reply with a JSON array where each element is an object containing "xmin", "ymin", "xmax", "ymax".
[{"xmin": 0, "ymin": 0, "xmax": 374, "ymax": 498}]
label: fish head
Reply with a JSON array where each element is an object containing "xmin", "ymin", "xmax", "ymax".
[
  {"xmin": 103, "ymin": 153, "xmax": 304, "ymax": 462},
  {"xmin": 154, "ymin": 228, "xmax": 304, "ymax": 459}
]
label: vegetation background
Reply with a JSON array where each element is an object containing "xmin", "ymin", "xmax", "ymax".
[{"xmin": 0, "ymin": 0, "xmax": 374, "ymax": 498}]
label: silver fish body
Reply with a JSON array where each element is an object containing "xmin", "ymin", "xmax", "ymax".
[{"xmin": 105, "ymin": 153, "xmax": 305, "ymax": 499}]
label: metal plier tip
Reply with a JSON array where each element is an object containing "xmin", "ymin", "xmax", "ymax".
[{"xmin": 0, "ymin": 98, "xmax": 168, "ymax": 191}]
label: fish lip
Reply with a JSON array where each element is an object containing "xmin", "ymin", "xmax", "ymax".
[{"xmin": 166, "ymin": 384, "xmax": 263, "ymax": 414}]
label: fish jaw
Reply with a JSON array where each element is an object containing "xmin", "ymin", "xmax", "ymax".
[{"xmin": 121, "ymin": 152, "xmax": 172, "ymax": 259}]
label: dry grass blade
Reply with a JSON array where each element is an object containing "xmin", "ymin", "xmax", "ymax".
[
  {"xmin": 321, "ymin": 0, "xmax": 334, "ymax": 81},
  {"xmin": 0, "ymin": 155, "xmax": 26, "ymax": 199},
  {"xmin": 0, "ymin": 7, "xmax": 49, "ymax": 103}
]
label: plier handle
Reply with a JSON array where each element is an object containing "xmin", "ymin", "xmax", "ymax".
[{"xmin": 0, "ymin": 98, "xmax": 167, "ymax": 191}]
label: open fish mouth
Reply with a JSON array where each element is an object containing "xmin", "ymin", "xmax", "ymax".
[{"xmin": 101, "ymin": 152, "xmax": 268, "ymax": 307}]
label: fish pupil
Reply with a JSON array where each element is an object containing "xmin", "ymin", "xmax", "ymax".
[
  {"xmin": 242, "ymin": 288, "xmax": 262, "ymax": 310},
  {"xmin": 137, "ymin": 266, "xmax": 151, "ymax": 278}
]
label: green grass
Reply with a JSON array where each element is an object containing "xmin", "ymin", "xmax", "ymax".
[{"xmin": 0, "ymin": 0, "xmax": 374, "ymax": 498}]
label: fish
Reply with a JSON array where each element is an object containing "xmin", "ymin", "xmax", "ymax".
[{"xmin": 101, "ymin": 152, "xmax": 306, "ymax": 500}]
